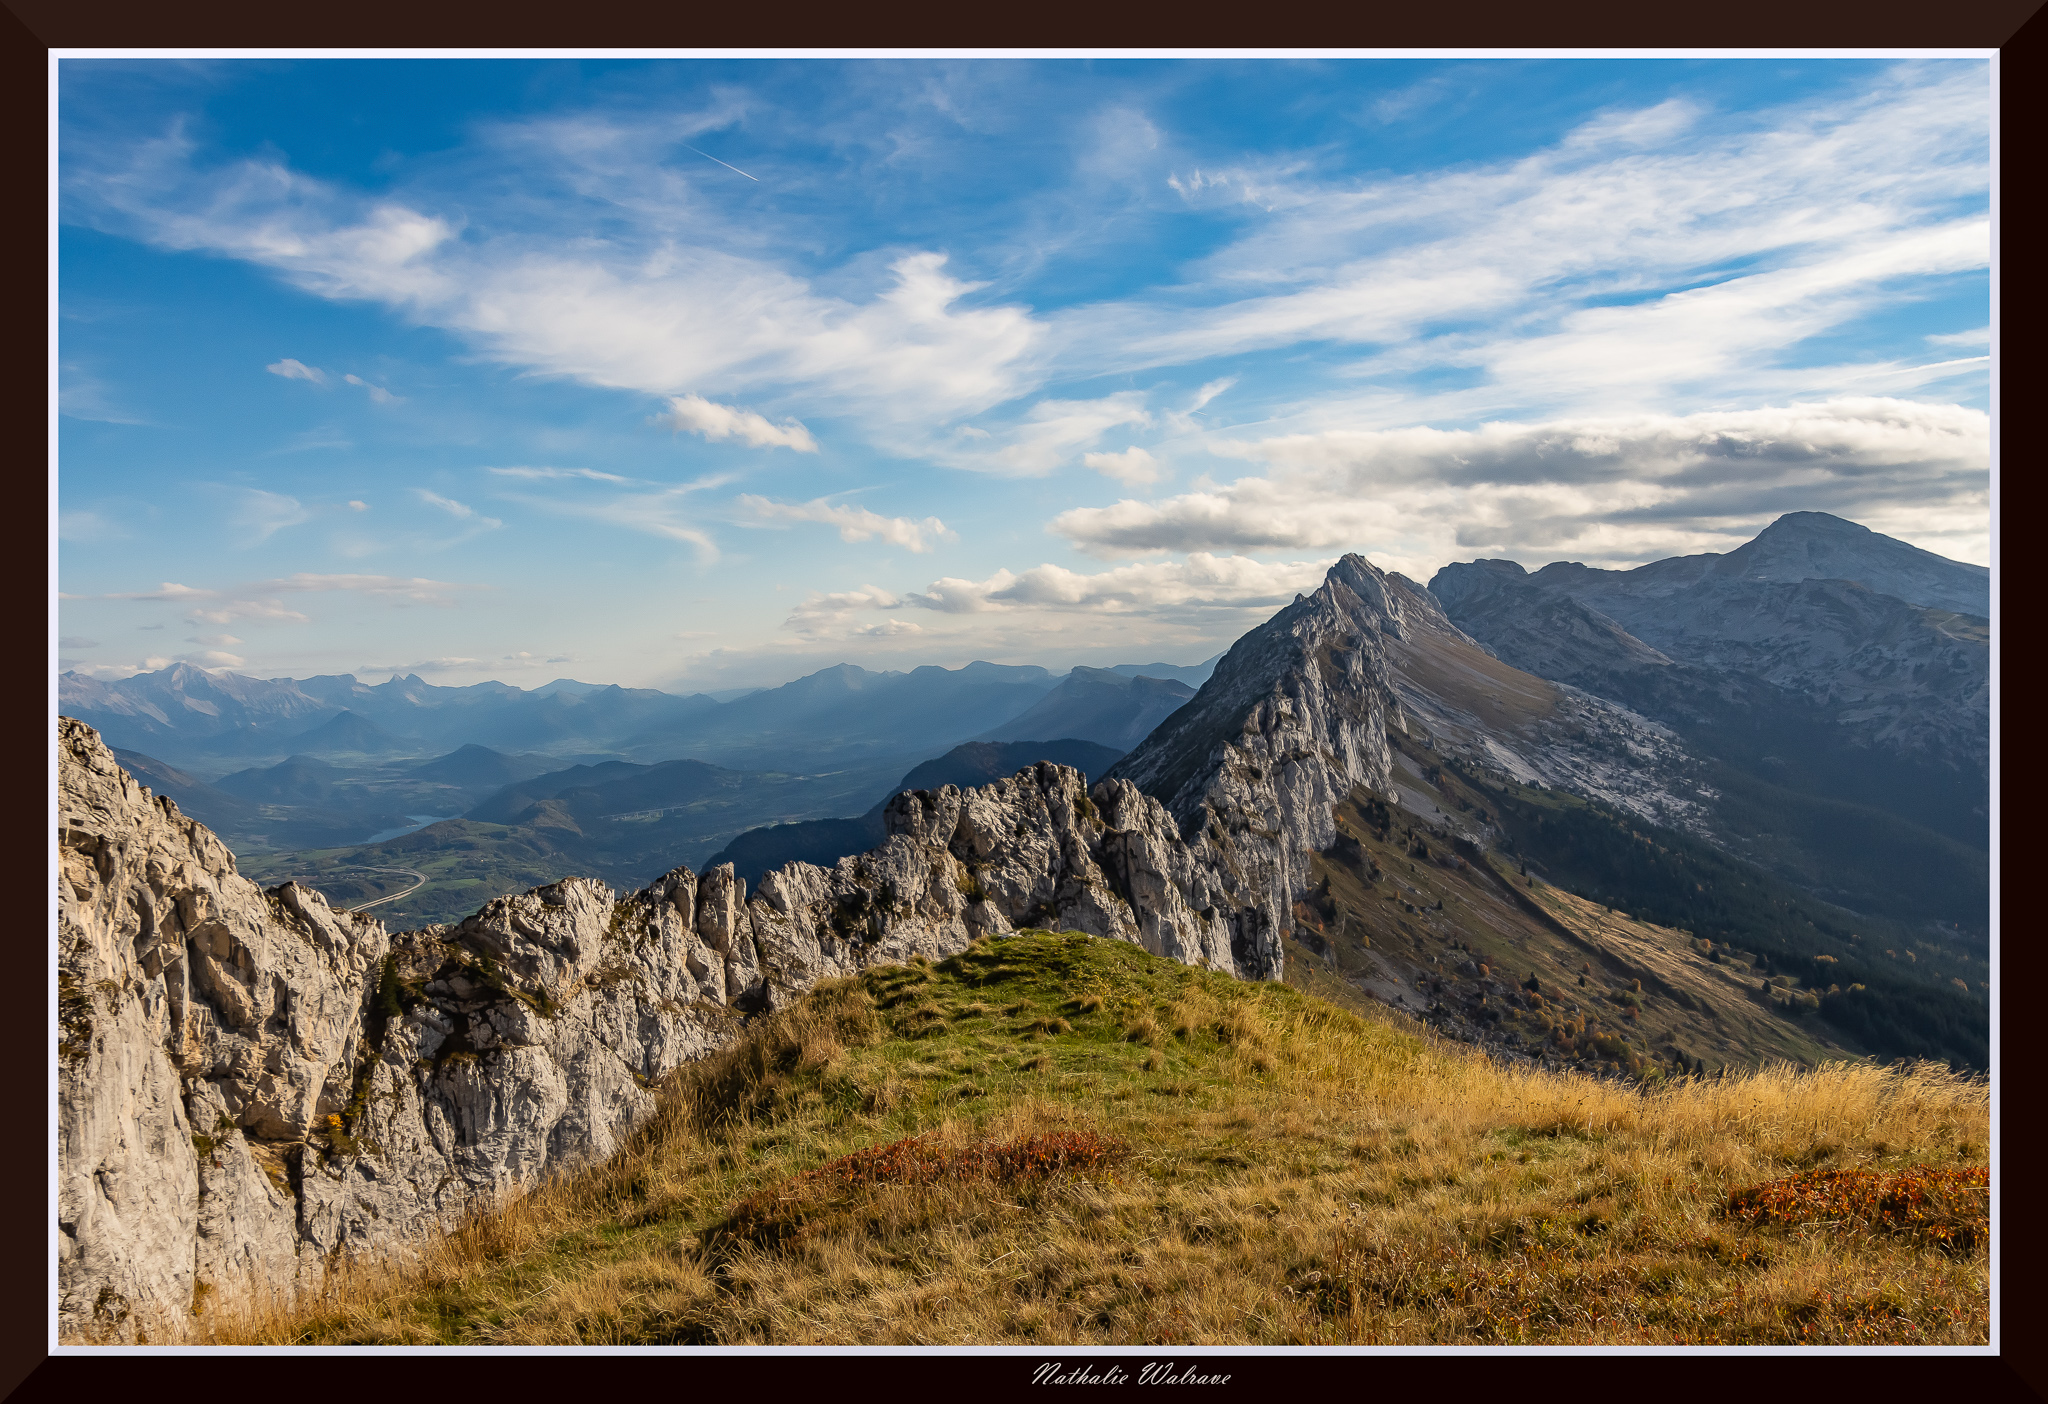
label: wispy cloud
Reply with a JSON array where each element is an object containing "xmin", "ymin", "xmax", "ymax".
[
  {"xmin": 86, "ymin": 572, "xmax": 484, "ymax": 627},
  {"xmin": 495, "ymin": 475, "xmax": 733, "ymax": 561},
  {"xmin": 344, "ymin": 372, "xmax": 399, "ymax": 403},
  {"xmin": 1925, "ymin": 325, "xmax": 1990, "ymax": 347},
  {"xmin": 661, "ymin": 394, "xmax": 818, "ymax": 452},
  {"xmin": 485, "ymin": 465, "xmax": 635, "ymax": 483},
  {"xmin": 737, "ymin": 495, "xmax": 955, "ymax": 552},
  {"xmin": 68, "ymin": 65, "xmax": 1986, "ymax": 473},
  {"xmin": 231, "ymin": 488, "xmax": 311, "ymax": 542},
  {"xmin": 414, "ymin": 487, "xmax": 503, "ymax": 529},
  {"xmin": 1057, "ymin": 66, "xmax": 1989, "ymax": 423},
  {"xmin": 266, "ymin": 357, "xmax": 326, "ymax": 384},
  {"xmin": 943, "ymin": 393, "xmax": 1152, "ymax": 476}
]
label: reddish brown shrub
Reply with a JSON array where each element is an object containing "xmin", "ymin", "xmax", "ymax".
[{"xmin": 1723, "ymin": 1166, "xmax": 1988, "ymax": 1253}]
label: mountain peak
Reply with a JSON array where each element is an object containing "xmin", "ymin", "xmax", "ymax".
[
  {"xmin": 1104, "ymin": 549, "xmax": 1415, "ymax": 976},
  {"xmin": 1724, "ymin": 511, "xmax": 1987, "ymax": 615}
]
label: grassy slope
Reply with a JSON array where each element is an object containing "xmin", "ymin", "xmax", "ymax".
[
  {"xmin": 1285, "ymin": 782, "xmax": 1858, "ymax": 1077},
  {"xmin": 1448, "ymin": 758, "xmax": 1990, "ymax": 1068},
  {"xmin": 212, "ymin": 931, "xmax": 1987, "ymax": 1347}
]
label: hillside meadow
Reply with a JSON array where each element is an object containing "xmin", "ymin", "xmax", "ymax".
[{"xmin": 205, "ymin": 931, "xmax": 1988, "ymax": 1347}]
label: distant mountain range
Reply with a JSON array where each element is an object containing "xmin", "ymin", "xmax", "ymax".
[
  {"xmin": 85, "ymin": 651, "xmax": 1219, "ymax": 925},
  {"xmin": 1430, "ymin": 512, "xmax": 1989, "ymax": 908},
  {"xmin": 69, "ymin": 511, "xmax": 1985, "ymax": 974},
  {"xmin": 61, "ymin": 654, "xmax": 1222, "ymax": 776},
  {"xmin": 977, "ymin": 668, "xmax": 1196, "ymax": 751}
]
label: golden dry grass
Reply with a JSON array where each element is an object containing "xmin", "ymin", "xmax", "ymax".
[{"xmin": 201, "ymin": 931, "xmax": 1987, "ymax": 1347}]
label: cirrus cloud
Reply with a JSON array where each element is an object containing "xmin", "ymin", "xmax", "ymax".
[
  {"xmin": 85, "ymin": 572, "xmax": 485, "ymax": 627},
  {"xmin": 266, "ymin": 357, "xmax": 326, "ymax": 384},
  {"xmin": 737, "ymin": 496, "xmax": 955, "ymax": 553},
  {"xmin": 662, "ymin": 395, "xmax": 818, "ymax": 452}
]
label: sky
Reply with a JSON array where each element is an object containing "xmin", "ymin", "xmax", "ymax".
[{"xmin": 55, "ymin": 56, "xmax": 1993, "ymax": 693}]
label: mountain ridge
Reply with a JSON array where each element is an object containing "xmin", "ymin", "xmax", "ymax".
[{"xmin": 54, "ymin": 519, "xmax": 1990, "ymax": 1341}]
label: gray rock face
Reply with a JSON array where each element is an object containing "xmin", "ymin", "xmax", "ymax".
[
  {"xmin": 1428, "ymin": 558, "xmax": 1677, "ymax": 684},
  {"xmin": 57, "ymin": 719, "xmax": 735, "ymax": 1341},
  {"xmin": 1431, "ymin": 538, "xmax": 1991, "ymax": 775},
  {"xmin": 1105, "ymin": 556, "xmax": 1409, "ymax": 977},
  {"xmin": 59, "ymin": 717, "xmax": 384, "ymax": 1342},
  {"xmin": 740, "ymin": 761, "xmax": 1240, "ymax": 993},
  {"xmin": 56, "ymin": 721, "xmax": 1254, "ymax": 1340}
]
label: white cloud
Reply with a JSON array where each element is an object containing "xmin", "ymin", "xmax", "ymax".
[
  {"xmin": 77, "ymin": 67, "xmax": 1988, "ymax": 463},
  {"xmin": 783, "ymin": 553, "xmax": 1330, "ymax": 638},
  {"xmin": 179, "ymin": 649, "xmax": 246, "ymax": 668},
  {"xmin": 852, "ymin": 618, "xmax": 924, "ymax": 638},
  {"xmin": 1051, "ymin": 397, "xmax": 1990, "ymax": 573},
  {"xmin": 79, "ymin": 137, "xmax": 1046, "ymax": 427},
  {"xmin": 784, "ymin": 584, "xmax": 903, "ymax": 637},
  {"xmin": 1053, "ymin": 66, "xmax": 1989, "ymax": 419},
  {"xmin": 1925, "ymin": 325, "xmax": 1990, "ymax": 347},
  {"xmin": 945, "ymin": 393, "xmax": 1153, "ymax": 476},
  {"xmin": 485, "ymin": 465, "xmax": 634, "ymax": 483},
  {"xmin": 496, "ymin": 477, "xmax": 730, "ymax": 561},
  {"xmin": 343, "ymin": 372, "xmax": 399, "ymax": 403},
  {"xmin": 231, "ymin": 489, "xmax": 311, "ymax": 542},
  {"xmin": 1082, "ymin": 446, "xmax": 1165, "ymax": 487},
  {"xmin": 90, "ymin": 573, "xmax": 482, "ymax": 628},
  {"xmin": 347, "ymin": 499, "xmax": 369, "ymax": 510},
  {"xmin": 737, "ymin": 496, "xmax": 955, "ymax": 553},
  {"xmin": 266, "ymin": 357, "xmax": 326, "ymax": 384},
  {"xmin": 662, "ymin": 395, "xmax": 818, "ymax": 452},
  {"xmin": 414, "ymin": 488, "xmax": 503, "ymax": 529},
  {"xmin": 1561, "ymin": 98, "xmax": 1701, "ymax": 151},
  {"xmin": 184, "ymin": 599, "xmax": 311, "ymax": 625},
  {"xmin": 65, "ymin": 64, "xmax": 1988, "ymax": 588}
]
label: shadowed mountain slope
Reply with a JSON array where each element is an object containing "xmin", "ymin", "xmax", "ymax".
[{"xmin": 976, "ymin": 667, "xmax": 1195, "ymax": 751}]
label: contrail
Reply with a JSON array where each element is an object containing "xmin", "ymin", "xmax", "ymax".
[{"xmin": 681, "ymin": 144, "xmax": 760, "ymax": 182}]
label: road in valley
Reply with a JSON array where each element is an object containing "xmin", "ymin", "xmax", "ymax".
[{"xmin": 344, "ymin": 867, "xmax": 428, "ymax": 913}]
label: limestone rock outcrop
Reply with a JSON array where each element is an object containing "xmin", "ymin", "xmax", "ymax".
[
  {"xmin": 1104, "ymin": 555, "xmax": 1415, "ymax": 978},
  {"xmin": 55, "ymin": 722, "xmax": 1251, "ymax": 1341},
  {"xmin": 58, "ymin": 719, "xmax": 737, "ymax": 1342}
]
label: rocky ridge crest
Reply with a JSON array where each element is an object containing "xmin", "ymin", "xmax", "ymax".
[{"xmin": 57, "ymin": 719, "xmax": 1253, "ymax": 1340}]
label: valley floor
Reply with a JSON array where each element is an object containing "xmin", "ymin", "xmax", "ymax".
[{"xmin": 206, "ymin": 932, "xmax": 1988, "ymax": 1348}]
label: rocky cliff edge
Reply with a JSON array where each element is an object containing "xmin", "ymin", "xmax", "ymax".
[{"xmin": 57, "ymin": 717, "xmax": 1266, "ymax": 1340}]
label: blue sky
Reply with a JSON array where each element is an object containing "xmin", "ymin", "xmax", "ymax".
[{"xmin": 56, "ymin": 57, "xmax": 1992, "ymax": 691}]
